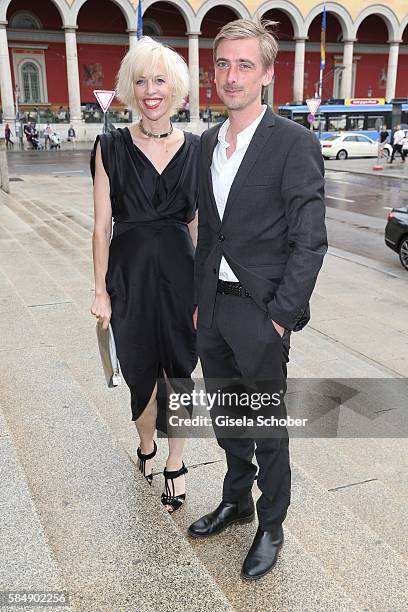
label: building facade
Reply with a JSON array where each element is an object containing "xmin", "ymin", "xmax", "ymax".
[{"xmin": 0, "ymin": 0, "xmax": 407, "ymax": 129}]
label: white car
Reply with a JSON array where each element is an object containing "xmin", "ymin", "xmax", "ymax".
[{"xmin": 321, "ymin": 133, "xmax": 379, "ymax": 160}]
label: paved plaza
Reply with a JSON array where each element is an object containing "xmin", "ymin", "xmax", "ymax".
[{"xmin": 0, "ymin": 162, "xmax": 408, "ymax": 611}]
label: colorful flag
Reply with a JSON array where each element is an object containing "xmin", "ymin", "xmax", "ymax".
[
  {"xmin": 137, "ymin": 0, "xmax": 143, "ymax": 40},
  {"xmin": 320, "ymin": 4, "xmax": 327, "ymax": 71}
]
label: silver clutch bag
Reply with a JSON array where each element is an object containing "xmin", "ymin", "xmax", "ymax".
[{"xmin": 96, "ymin": 322, "xmax": 121, "ymax": 388}]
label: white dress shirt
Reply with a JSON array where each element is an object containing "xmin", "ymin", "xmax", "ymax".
[
  {"xmin": 393, "ymin": 129, "xmax": 406, "ymax": 146},
  {"xmin": 211, "ymin": 105, "xmax": 267, "ymax": 281}
]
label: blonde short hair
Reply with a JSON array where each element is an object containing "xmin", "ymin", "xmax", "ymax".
[
  {"xmin": 116, "ymin": 37, "xmax": 189, "ymax": 115},
  {"xmin": 214, "ymin": 19, "xmax": 279, "ymax": 71}
]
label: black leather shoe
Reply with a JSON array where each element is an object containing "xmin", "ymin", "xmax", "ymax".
[
  {"xmin": 188, "ymin": 500, "xmax": 255, "ymax": 539},
  {"xmin": 241, "ymin": 526, "xmax": 284, "ymax": 580}
]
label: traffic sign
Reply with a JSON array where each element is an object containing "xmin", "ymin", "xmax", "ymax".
[
  {"xmin": 306, "ymin": 98, "xmax": 321, "ymax": 116},
  {"xmin": 93, "ymin": 90, "xmax": 115, "ymax": 113}
]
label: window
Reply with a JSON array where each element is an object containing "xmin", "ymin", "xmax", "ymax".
[
  {"xmin": 367, "ymin": 115, "xmax": 385, "ymax": 130},
  {"xmin": 9, "ymin": 11, "xmax": 41, "ymax": 29},
  {"xmin": 142, "ymin": 19, "xmax": 162, "ymax": 36},
  {"xmin": 312, "ymin": 115, "xmax": 326, "ymax": 132},
  {"xmin": 328, "ymin": 115, "xmax": 347, "ymax": 131},
  {"xmin": 334, "ymin": 67, "xmax": 343, "ymax": 99},
  {"xmin": 293, "ymin": 113, "xmax": 308, "ymax": 128},
  {"xmin": 22, "ymin": 62, "xmax": 41, "ymax": 103},
  {"xmin": 347, "ymin": 116, "xmax": 365, "ymax": 131},
  {"xmin": 356, "ymin": 135, "xmax": 372, "ymax": 143},
  {"xmin": 279, "ymin": 108, "xmax": 292, "ymax": 119},
  {"xmin": 344, "ymin": 136, "xmax": 358, "ymax": 142}
]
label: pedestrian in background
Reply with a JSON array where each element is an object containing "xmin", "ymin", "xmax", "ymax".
[
  {"xmin": 67, "ymin": 125, "xmax": 76, "ymax": 149},
  {"xmin": 379, "ymin": 124, "xmax": 388, "ymax": 158},
  {"xmin": 184, "ymin": 99, "xmax": 190, "ymax": 121},
  {"xmin": 90, "ymin": 36, "xmax": 199, "ymax": 513},
  {"xmin": 4, "ymin": 123, "xmax": 13, "ymax": 149},
  {"xmin": 44, "ymin": 122, "xmax": 52, "ymax": 149},
  {"xmin": 23, "ymin": 121, "xmax": 33, "ymax": 148},
  {"xmin": 389, "ymin": 124, "xmax": 406, "ymax": 164}
]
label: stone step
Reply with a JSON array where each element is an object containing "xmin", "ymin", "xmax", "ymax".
[
  {"xmin": 0, "ymin": 271, "xmax": 233, "ymax": 612},
  {"xmin": 0, "ymin": 193, "xmax": 89, "ymax": 263},
  {"xmin": 0, "ymin": 410, "xmax": 73, "ymax": 612},
  {"xmin": 321, "ymin": 437, "xmax": 408, "ymax": 503},
  {"xmin": 164, "ymin": 449, "xmax": 408, "ymax": 612},
  {"xmin": 160, "ymin": 461, "xmax": 363, "ymax": 612},
  {"xmin": 0, "ymin": 205, "xmax": 92, "ymax": 283},
  {"xmin": 11, "ymin": 175, "xmax": 95, "ymax": 234},
  {"xmin": 29, "ymin": 199, "xmax": 93, "ymax": 236},
  {"xmin": 311, "ymin": 254, "xmax": 408, "ymax": 377},
  {"xmin": 284, "ymin": 464, "xmax": 408, "ymax": 611},
  {"xmin": 290, "ymin": 438, "xmax": 408, "ymax": 560}
]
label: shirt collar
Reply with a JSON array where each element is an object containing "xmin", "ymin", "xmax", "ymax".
[{"xmin": 218, "ymin": 105, "xmax": 267, "ymax": 151}]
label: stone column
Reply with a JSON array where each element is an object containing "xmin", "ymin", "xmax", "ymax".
[
  {"xmin": 64, "ymin": 26, "xmax": 82, "ymax": 123},
  {"xmin": 128, "ymin": 29, "xmax": 138, "ymax": 50},
  {"xmin": 385, "ymin": 41, "xmax": 400, "ymax": 102},
  {"xmin": 340, "ymin": 39, "xmax": 355, "ymax": 100},
  {"xmin": 293, "ymin": 37, "xmax": 306, "ymax": 102},
  {"xmin": 0, "ymin": 22, "xmax": 15, "ymax": 125},
  {"xmin": 187, "ymin": 31, "xmax": 200, "ymax": 123}
]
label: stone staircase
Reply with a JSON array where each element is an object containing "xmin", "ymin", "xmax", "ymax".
[{"xmin": 1, "ymin": 176, "xmax": 407, "ymax": 612}]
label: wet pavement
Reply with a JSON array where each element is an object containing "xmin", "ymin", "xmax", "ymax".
[
  {"xmin": 6, "ymin": 149, "xmax": 92, "ymax": 178},
  {"xmin": 325, "ymin": 169, "xmax": 408, "ymax": 218}
]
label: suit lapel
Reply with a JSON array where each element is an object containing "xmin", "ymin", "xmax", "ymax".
[
  {"xmin": 205, "ymin": 124, "xmax": 223, "ymax": 225},
  {"xmin": 221, "ymin": 108, "xmax": 276, "ymax": 226}
]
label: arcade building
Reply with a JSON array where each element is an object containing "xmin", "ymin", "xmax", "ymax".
[{"xmin": 0, "ymin": 0, "xmax": 407, "ymax": 137}]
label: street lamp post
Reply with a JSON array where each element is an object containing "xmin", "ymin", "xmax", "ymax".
[{"xmin": 206, "ymin": 87, "xmax": 212, "ymax": 129}]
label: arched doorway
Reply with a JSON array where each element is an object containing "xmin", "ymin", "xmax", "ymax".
[
  {"xmin": 199, "ymin": 6, "xmax": 241, "ymax": 112},
  {"xmin": 306, "ymin": 11, "xmax": 344, "ymax": 101},
  {"xmin": 141, "ymin": 2, "xmax": 190, "ymax": 120},
  {"xmin": 397, "ymin": 23, "xmax": 408, "ymax": 99},
  {"xmin": 76, "ymin": 0, "xmax": 128, "ymax": 122},
  {"xmin": 354, "ymin": 15, "xmax": 389, "ymax": 99},
  {"xmin": 258, "ymin": 9, "xmax": 294, "ymax": 106},
  {"xmin": 6, "ymin": 0, "xmax": 63, "ymax": 121}
]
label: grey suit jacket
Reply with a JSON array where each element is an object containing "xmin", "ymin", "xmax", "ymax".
[{"xmin": 194, "ymin": 107, "xmax": 328, "ymax": 332}]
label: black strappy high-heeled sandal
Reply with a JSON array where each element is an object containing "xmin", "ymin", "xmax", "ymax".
[
  {"xmin": 161, "ymin": 463, "xmax": 188, "ymax": 513},
  {"xmin": 136, "ymin": 440, "xmax": 157, "ymax": 485}
]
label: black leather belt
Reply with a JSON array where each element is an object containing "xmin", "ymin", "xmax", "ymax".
[{"xmin": 217, "ymin": 279, "xmax": 251, "ymax": 298}]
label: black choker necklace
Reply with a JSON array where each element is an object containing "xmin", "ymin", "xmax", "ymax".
[{"xmin": 139, "ymin": 120, "xmax": 173, "ymax": 139}]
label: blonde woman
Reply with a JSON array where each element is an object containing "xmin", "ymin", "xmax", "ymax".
[{"xmin": 90, "ymin": 37, "xmax": 199, "ymax": 512}]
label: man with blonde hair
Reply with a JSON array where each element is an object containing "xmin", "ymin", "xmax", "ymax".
[{"xmin": 189, "ymin": 19, "xmax": 327, "ymax": 579}]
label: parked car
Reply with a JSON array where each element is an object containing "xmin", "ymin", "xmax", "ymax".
[
  {"xmin": 385, "ymin": 207, "xmax": 408, "ymax": 271},
  {"xmin": 383, "ymin": 129, "xmax": 408, "ymax": 158},
  {"xmin": 320, "ymin": 132, "xmax": 379, "ymax": 160}
]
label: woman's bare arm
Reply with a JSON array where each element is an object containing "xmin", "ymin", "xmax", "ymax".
[{"xmin": 91, "ymin": 142, "xmax": 112, "ymax": 329}]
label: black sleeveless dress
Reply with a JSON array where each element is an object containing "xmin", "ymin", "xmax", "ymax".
[{"xmin": 91, "ymin": 127, "xmax": 199, "ymax": 432}]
